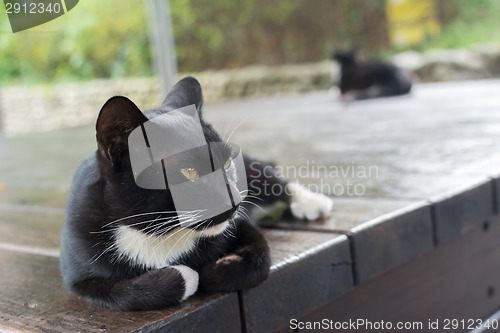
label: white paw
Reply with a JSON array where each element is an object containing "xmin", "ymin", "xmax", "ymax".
[
  {"xmin": 171, "ymin": 265, "xmax": 199, "ymax": 301},
  {"xmin": 328, "ymin": 86, "xmax": 341, "ymax": 99},
  {"xmin": 287, "ymin": 183, "xmax": 333, "ymax": 221}
]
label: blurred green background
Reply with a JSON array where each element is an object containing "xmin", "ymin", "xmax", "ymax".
[{"xmin": 1, "ymin": 0, "xmax": 499, "ymax": 86}]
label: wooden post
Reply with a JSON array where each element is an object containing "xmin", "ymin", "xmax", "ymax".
[
  {"xmin": 146, "ymin": 0, "xmax": 178, "ymax": 99},
  {"xmin": 0, "ymin": 91, "xmax": 3, "ymax": 133}
]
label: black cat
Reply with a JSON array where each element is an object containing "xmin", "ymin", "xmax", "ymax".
[
  {"xmin": 333, "ymin": 50, "xmax": 412, "ymax": 101},
  {"xmin": 60, "ymin": 77, "xmax": 332, "ymax": 311}
]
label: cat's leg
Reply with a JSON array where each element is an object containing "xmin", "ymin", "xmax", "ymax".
[
  {"xmin": 198, "ymin": 218, "xmax": 270, "ymax": 293},
  {"xmin": 71, "ymin": 265, "xmax": 199, "ymax": 311},
  {"xmin": 373, "ymin": 84, "xmax": 405, "ymax": 98},
  {"xmin": 355, "ymin": 71, "xmax": 412, "ymax": 99},
  {"xmin": 342, "ymin": 86, "xmax": 383, "ymax": 101},
  {"xmin": 391, "ymin": 69, "xmax": 413, "ymax": 96},
  {"xmin": 244, "ymin": 154, "xmax": 333, "ymax": 221}
]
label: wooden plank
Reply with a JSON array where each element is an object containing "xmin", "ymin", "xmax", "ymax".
[
  {"xmin": 270, "ymin": 197, "xmax": 418, "ymax": 232},
  {"xmin": 242, "ymin": 231, "xmax": 352, "ymax": 333},
  {"xmin": 349, "ymin": 201, "xmax": 433, "ymax": 284},
  {"xmin": 0, "ymin": 186, "xmax": 68, "ymax": 209},
  {"xmin": 328, "ymin": 198, "xmax": 420, "ymax": 231},
  {"xmin": 269, "ymin": 199, "xmax": 433, "ymax": 285},
  {"xmin": 295, "ymin": 174, "xmax": 488, "ymax": 201},
  {"xmin": 0, "ymin": 208, "xmax": 63, "ymax": 251},
  {"xmin": 470, "ymin": 307, "xmax": 500, "ymax": 333},
  {"xmin": 432, "ymin": 178, "xmax": 494, "ymax": 245},
  {"xmin": 293, "ymin": 214, "xmax": 500, "ymax": 333},
  {"xmin": 0, "ymin": 250, "xmax": 241, "ymax": 333},
  {"xmin": 495, "ymin": 176, "xmax": 500, "ymax": 214},
  {"xmin": 0, "ymin": 125, "xmax": 93, "ymax": 189},
  {"xmin": 0, "ymin": 210, "xmax": 351, "ymax": 332},
  {"xmin": 452, "ymin": 154, "xmax": 500, "ymax": 179}
]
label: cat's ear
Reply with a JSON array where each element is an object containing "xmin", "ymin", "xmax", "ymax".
[
  {"xmin": 350, "ymin": 44, "xmax": 359, "ymax": 55},
  {"xmin": 161, "ymin": 76, "xmax": 203, "ymax": 112},
  {"xmin": 95, "ymin": 96, "xmax": 148, "ymax": 170}
]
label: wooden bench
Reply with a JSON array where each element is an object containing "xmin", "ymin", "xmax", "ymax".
[{"xmin": 1, "ymin": 79, "xmax": 500, "ymax": 332}]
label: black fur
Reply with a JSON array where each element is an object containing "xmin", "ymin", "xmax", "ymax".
[
  {"xmin": 333, "ymin": 49, "xmax": 412, "ymax": 100},
  {"xmin": 60, "ymin": 77, "xmax": 291, "ymax": 311}
]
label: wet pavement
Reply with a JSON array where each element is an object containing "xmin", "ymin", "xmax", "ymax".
[
  {"xmin": 1, "ymin": 79, "xmax": 500, "ymax": 207},
  {"xmin": 208, "ymin": 79, "xmax": 500, "ymax": 197},
  {"xmin": 0, "ymin": 79, "xmax": 500, "ymax": 331}
]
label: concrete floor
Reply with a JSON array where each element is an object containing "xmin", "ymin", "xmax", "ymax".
[{"xmin": 1, "ymin": 79, "xmax": 500, "ymax": 206}]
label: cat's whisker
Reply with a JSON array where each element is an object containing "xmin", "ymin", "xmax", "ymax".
[
  {"xmin": 148, "ymin": 218, "xmax": 200, "ymax": 237},
  {"xmin": 239, "ymin": 190, "xmax": 260, "ymax": 196},
  {"xmin": 142, "ymin": 221, "xmax": 172, "ymax": 235},
  {"xmin": 101, "ymin": 210, "xmax": 204, "ymax": 229},
  {"xmin": 152, "ymin": 226, "xmax": 187, "ymax": 243},
  {"xmin": 149, "ymin": 211, "xmax": 203, "ymax": 241},
  {"xmin": 222, "ymin": 220, "xmax": 236, "ymax": 239},
  {"xmin": 143, "ymin": 223, "xmax": 194, "ymax": 257},
  {"xmin": 240, "ymin": 193, "xmax": 264, "ymax": 202},
  {"xmin": 193, "ymin": 221, "xmax": 208, "ymax": 248},
  {"xmin": 101, "ymin": 211, "xmax": 175, "ymax": 228},
  {"xmin": 92, "ymin": 215, "xmax": 179, "ymax": 234},
  {"xmin": 143, "ymin": 214, "xmax": 200, "ymax": 239},
  {"xmin": 145, "ymin": 222, "xmax": 177, "ymax": 239},
  {"xmin": 162, "ymin": 215, "xmax": 215, "ymax": 254},
  {"xmin": 97, "ymin": 210, "xmax": 204, "ymax": 235},
  {"xmin": 158, "ymin": 224, "xmax": 199, "ymax": 260},
  {"xmin": 241, "ymin": 199, "xmax": 265, "ymax": 211},
  {"xmin": 143, "ymin": 220, "xmax": 178, "ymax": 234},
  {"xmin": 133, "ymin": 210, "xmax": 204, "ymax": 257},
  {"xmin": 221, "ymin": 123, "xmax": 232, "ymax": 144},
  {"xmin": 90, "ymin": 241, "xmax": 117, "ymax": 265},
  {"xmin": 93, "ymin": 212, "xmax": 205, "ymax": 263},
  {"xmin": 221, "ymin": 113, "xmax": 249, "ymax": 143},
  {"xmin": 224, "ymin": 115, "xmax": 249, "ymax": 144},
  {"xmin": 236, "ymin": 207, "xmax": 251, "ymax": 221}
]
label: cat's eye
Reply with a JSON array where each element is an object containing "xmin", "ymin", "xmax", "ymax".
[
  {"xmin": 180, "ymin": 168, "xmax": 199, "ymax": 181},
  {"xmin": 224, "ymin": 159, "xmax": 232, "ymax": 170}
]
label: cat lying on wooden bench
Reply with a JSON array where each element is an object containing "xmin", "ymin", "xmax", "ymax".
[
  {"xmin": 60, "ymin": 77, "xmax": 333, "ymax": 311},
  {"xmin": 333, "ymin": 49, "xmax": 412, "ymax": 101}
]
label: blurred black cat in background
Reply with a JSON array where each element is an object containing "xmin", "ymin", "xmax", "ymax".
[{"xmin": 333, "ymin": 48, "xmax": 412, "ymax": 101}]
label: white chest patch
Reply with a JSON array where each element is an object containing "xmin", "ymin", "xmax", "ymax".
[{"xmin": 114, "ymin": 221, "xmax": 230, "ymax": 269}]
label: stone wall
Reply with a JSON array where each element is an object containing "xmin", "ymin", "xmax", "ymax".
[
  {"xmin": 0, "ymin": 78, "xmax": 161, "ymax": 135},
  {"xmin": 1, "ymin": 43, "xmax": 499, "ymax": 136},
  {"xmin": 0, "ymin": 62, "xmax": 333, "ymax": 135},
  {"xmin": 393, "ymin": 43, "xmax": 500, "ymax": 82}
]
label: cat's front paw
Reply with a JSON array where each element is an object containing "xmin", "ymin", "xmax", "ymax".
[
  {"xmin": 198, "ymin": 255, "xmax": 245, "ymax": 293},
  {"xmin": 287, "ymin": 183, "xmax": 333, "ymax": 221},
  {"xmin": 199, "ymin": 251, "xmax": 270, "ymax": 293},
  {"xmin": 171, "ymin": 265, "xmax": 199, "ymax": 301}
]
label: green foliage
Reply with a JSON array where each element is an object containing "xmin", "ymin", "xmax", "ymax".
[
  {"xmin": 431, "ymin": 0, "xmax": 500, "ymax": 49},
  {"xmin": 171, "ymin": 0, "xmax": 389, "ymax": 71},
  {"xmin": 0, "ymin": 0, "xmax": 498, "ymax": 85},
  {"xmin": 0, "ymin": 0, "xmax": 151, "ymax": 85}
]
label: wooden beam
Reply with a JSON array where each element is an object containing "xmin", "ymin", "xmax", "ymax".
[{"xmin": 146, "ymin": 0, "xmax": 178, "ymax": 98}]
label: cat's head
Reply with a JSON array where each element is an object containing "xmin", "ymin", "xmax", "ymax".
[
  {"xmin": 333, "ymin": 49, "xmax": 358, "ymax": 66},
  {"xmin": 95, "ymin": 77, "xmax": 245, "ymax": 234}
]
